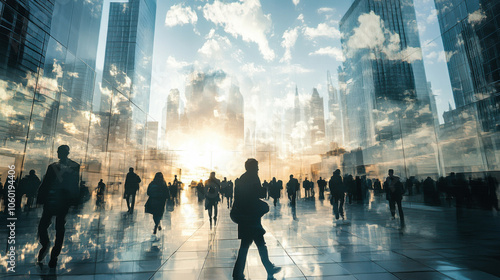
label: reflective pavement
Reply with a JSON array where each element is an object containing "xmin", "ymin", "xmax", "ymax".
[{"xmin": 1, "ymin": 188, "xmax": 500, "ymax": 279}]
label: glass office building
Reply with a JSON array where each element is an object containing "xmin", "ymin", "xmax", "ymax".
[{"xmin": 0, "ymin": 0, "xmax": 157, "ymax": 190}]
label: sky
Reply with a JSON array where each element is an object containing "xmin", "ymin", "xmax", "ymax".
[{"xmin": 97, "ymin": 0, "xmax": 456, "ymax": 137}]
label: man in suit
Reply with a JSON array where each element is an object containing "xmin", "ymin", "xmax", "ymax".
[{"xmin": 124, "ymin": 167, "xmax": 141, "ymax": 213}]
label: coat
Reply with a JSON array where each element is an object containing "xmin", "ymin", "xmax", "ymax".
[
  {"xmin": 233, "ymin": 171, "xmax": 267, "ymax": 239},
  {"xmin": 124, "ymin": 172, "xmax": 141, "ymax": 195},
  {"xmin": 37, "ymin": 159, "xmax": 80, "ymax": 212},
  {"xmin": 145, "ymin": 181, "xmax": 169, "ymax": 216}
]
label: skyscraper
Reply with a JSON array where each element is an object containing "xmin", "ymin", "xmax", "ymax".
[
  {"xmin": 102, "ymin": 0, "xmax": 156, "ymax": 113},
  {"xmin": 327, "ymin": 71, "xmax": 344, "ymax": 147},
  {"xmin": 309, "ymin": 88, "xmax": 326, "ymax": 148},
  {"xmin": 435, "ymin": 0, "xmax": 500, "ymax": 132},
  {"xmin": 340, "ymin": 0, "xmax": 434, "ymax": 148}
]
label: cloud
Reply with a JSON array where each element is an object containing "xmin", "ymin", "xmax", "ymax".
[
  {"xmin": 280, "ymin": 27, "xmax": 299, "ymax": 62},
  {"xmin": 241, "ymin": 63, "xmax": 265, "ymax": 76},
  {"xmin": 346, "ymin": 11, "xmax": 423, "ymax": 63},
  {"xmin": 277, "ymin": 64, "xmax": 312, "ymax": 74},
  {"xmin": 309, "ymin": 47, "xmax": 345, "ymax": 62},
  {"xmin": 292, "ymin": 0, "xmax": 299, "ymax": 6},
  {"xmin": 198, "ymin": 29, "xmax": 233, "ymax": 59},
  {"xmin": 166, "ymin": 56, "xmax": 190, "ymax": 70},
  {"xmin": 165, "ymin": 4, "xmax": 198, "ymax": 27},
  {"xmin": 304, "ymin": 23, "xmax": 341, "ymax": 39},
  {"xmin": 203, "ymin": 0, "xmax": 275, "ymax": 61},
  {"xmin": 468, "ymin": 9, "xmax": 486, "ymax": 26},
  {"xmin": 318, "ymin": 7, "xmax": 334, "ymax": 14}
]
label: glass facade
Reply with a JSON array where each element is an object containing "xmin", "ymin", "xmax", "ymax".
[
  {"xmin": 0, "ymin": 0, "xmax": 158, "ymax": 191},
  {"xmin": 338, "ymin": 0, "xmax": 439, "ymax": 178}
]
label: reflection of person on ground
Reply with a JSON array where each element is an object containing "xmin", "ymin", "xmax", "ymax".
[
  {"xmin": 205, "ymin": 172, "xmax": 221, "ymax": 228},
  {"xmin": 268, "ymin": 177, "xmax": 282, "ymax": 207},
  {"xmin": 329, "ymin": 169, "xmax": 345, "ymax": 220},
  {"xmin": 37, "ymin": 145, "xmax": 80, "ymax": 268},
  {"xmin": 196, "ymin": 180, "xmax": 205, "ymax": 202},
  {"xmin": 232, "ymin": 159, "xmax": 281, "ymax": 280},
  {"xmin": 19, "ymin": 169, "xmax": 41, "ymax": 210},
  {"xmin": 225, "ymin": 179, "xmax": 234, "ymax": 208},
  {"xmin": 96, "ymin": 179, "xmax": 106, "ymax": 206},
  {"xmin": 287, "ymin": 175, "xmax": 299, "ymax": 206},
  {"xmin": 303, "ymin": 177, "xmax": 310, "ymax": 198},
  {"xmin": 317, "ymin": 177, "xmax": 327, "ymax": 200},
  {"xmin": 220, "ymin": 177, "xmax": 228, "ymax": 204},
  {"xmin": 124, "ymin": 167, "xmax": 141, "ymax": 214},
  {"xmin": 146, "ymin": 172, "xmax": 170, "ymax": 234},
  {"xmin": 384, "ymin": 169, "xmax": 405, "ymax": 227}
]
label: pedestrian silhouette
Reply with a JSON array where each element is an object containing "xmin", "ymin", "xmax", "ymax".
[
  {"xmin": 287, "ymin": 175, "xmax": 299, "ymax": 206},
  {"xmin": 205, "ymin": 172, "xmax": 221, "ymax": 228},
  {"xmin": 226, "ymin": 179, "xmax": 234, "ymax": 208},
  {"xmin": 124, "ymin": 167, "xmax": 141, "ymax": 214},
  {"xmin": 96, "ymin": 179, "xmax": 106, "ymax": 206},
  {"xmin": 36, "ymin": 145, "xmax": 80, "ymax": 268},
  {"xmin": 384, "ymin": 169, "xmax": 405, "ymax": 228},
  {"xmin": 19, "ymin": 169, "xmax": 41, "ymax": 210},
  {"xmin": 145, "ymin": 172, "xmax": 170, "ymax": 234},
  {"xmin": 317, "ymin": 177, "xmax": 327, "ymax": 200},
  {"xmin": 329, "ymin": 169, "xmax": 345, "ymax": 220},
  {"xmin": 269, "ymin": 177, "xmax": 281, "ymax": 207},
  {"xmin": 231, "ymin": 158, "xmax": 281, "ymax": 280}
]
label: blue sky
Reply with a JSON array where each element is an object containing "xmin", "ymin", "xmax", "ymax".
[{"xmin": 98, "ymin": 0, "xmax": 455, "ymax": 130}]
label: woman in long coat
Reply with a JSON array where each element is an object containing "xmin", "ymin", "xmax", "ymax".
[{"xmin": 146, "ymin": 172, "xmax": 170, "ymax": 234}]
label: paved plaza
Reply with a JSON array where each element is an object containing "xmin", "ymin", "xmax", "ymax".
[{"xmin": 1, "ymin": 188, "xmax": 500, "ymax": 280}]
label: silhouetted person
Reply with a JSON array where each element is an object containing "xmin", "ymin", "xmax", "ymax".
[
  {"xmin": 262, "ymin": 180, "xmax": 269, "ymax": 200},
  {"xmin": 205, "ymin": 172, "xmax": 221, "ymax": 228},
  {"xmin": 226, "ymin": 179, "xmax": 234, "ymax": 208},
  {"xmin": 20, "ymin": 169, "xmax": 41, "ymax": 210},
  {"xmin": 286, "ymin": 175, "xmax": 299, "ymax": 206},
  {"xmin": 310, "ymin": 180, "xmax": 315, "ymax": 197},
  {"xmin": 170, "ymin": 175, "xmax": 179, "ymax": 200},
  {"xmin": 486, "ymin": 175, "xmax": 499, "ymax": 211},
  {"xmin": 384, "ymin": 169, "xmax": 405, "ymax": 228},
  {"xmin": 196, "ymin": 180, "xmax": 205, "ymax": 202},
  {"xmin": 373, "ymin": 178, "xmax": 382, "ymax": 193},
  {"xmin": 455, "ymin": 173, "xmax": 469, "ymax": 217},
  {"xmin": 232, "ymin": 159, "xmax": 281, "ymax": 280},
  {"xmin": 423, "ymin": 177, "xmax": 436, "ymax": 205},
  {"xmin": 355, "ymin": 176, "xmax": 362, "ymax": 202},
  {"xmin": 303, "ymin": 177, "xmax": 311, "ymax": 198},
  {"xmin": 406, "ymin": 176, "xmax": 414, "ymax": 196},
  {"xmin": 317, "ymin": 177, "xmax": 327, "ymax": 199},
  {"xmin": 345, "ymin": 174, "xmax": 354, "ymax": 204},
  {"xmin": 329, "ymin": 169, "xmax": 345, "ymax": 220},
  {"xmin": 221, "ymin": 177, "xmax": 229, "ymax": 204},
  {"xmin": 96, "ymin": 179, "xmax": 106, "ymax": 206},
  {"xmin": 145, "ymin": 172, "xmax": 170, "ymax": 234},
  {"xmin": 124, "ymin": 167, "xmax": 141, "ymax": 214},
  {"xmin": 37, "ymin": 145, "xmax": 80, "ymax": 268},
  {"xmin": 268, "ymin": 177, "xmax": 281, "ymax": 207}
]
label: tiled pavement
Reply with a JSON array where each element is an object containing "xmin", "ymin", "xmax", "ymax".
[{"xmin": 1, "ymin": 188, "xmax": 499, "ymax": 279}]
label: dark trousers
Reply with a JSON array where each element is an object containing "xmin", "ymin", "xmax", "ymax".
[
  {"xmin": 233, "ymin": 235, "xmax": 272, "ymax": 278},
  {"xmin": 226, "ymin": 196, "xmax": 233, "ymax": 208},
  {"xmin": 389, "ymin": 198, "xmax": 404, "ymax": 222},
  {"xmin": 153, "ymin": 213, "xmax": 162, "ymax": 226},
  {"xmin": 125, "ymin": 194, "xmax": 136, "ymax": 212},
  {"xmin": 207, "ymin": 201, "xmax": 218, "ymax": 219},
  {"xmin": 288, "ymin": 192, "xmax": 296, "ymax": 206},
  {"xmin": 272, "ymin": 197, "xmax": 279, "ymax": 206},
  {"xmin": 333, "ymin": 195, "xmax": 345, "ymax": 219},
  {"xmin": 38, "ymin": 207, "xmax": 69, "ymax": 260},
  {"xmin": 319, "ymin": 187, "xmax": 325, "ymax": 199}
]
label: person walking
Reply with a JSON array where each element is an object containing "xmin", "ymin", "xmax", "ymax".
[
  {"xmin": 231, "ymin": 159, "xmax": 281, "ymax": 280},
  {"xmin": 384, "ymin": 169, "xmax": 405, "ymax": 228},
  {"xmin": 124, "ymin": 167, "xmax": 141, "ymax": 214},
  {"xmin": 286, "ymin": 175, "xmax": 299, "ymax": 206},
  {"xmin": 204, "ymin": 172, "xmax": 221, "ymax": 228},
  {"xmin": 329, "ymin": 169, "xmax": 345, "ymax": 220},
  {"xmin": 225, "ymin": 179, "xmax": 234, "ymax": 208},
  {"xmin": 268, "ymin": 177, "xmax": 282, "ymax": 207},
  {"xmin": 19, "ymin": 169, "xmax": 41, "ymax": 210},
  {"xmin": 145, "ymin": 172, "xmax": 170, "ymax": 234},
  {"xmin": 317, "ymin": 177, "xmax": 327, "ymax": 200},
  {"xmin": 36, "ymin": 145, "xmax": 80, "ymax": 268}
]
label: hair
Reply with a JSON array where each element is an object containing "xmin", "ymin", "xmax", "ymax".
[
  {"xmin": 153, "ymin": 172, "xmax": 165, "ymax": 183},
  {"xmin": 245, "ymin": 158, "xmax": 258, "ymax": 171},
  {"xmin": 334, "ymin": 169, "xmax": 341, "ymax": 175},
  {"xmin": 388, "ymin": 169, "xmax": 394, "ymax": 173},
  {"xmin": 29, "ymin": 170, "xmax": 36, "ymax": 175},
  {"xmin": 58, "ymin": 145, "xmax": 70, "ymax": 154},
  {"xmin": 129, "ymin": 167, "xmax": 134, "ymax": 172}
]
